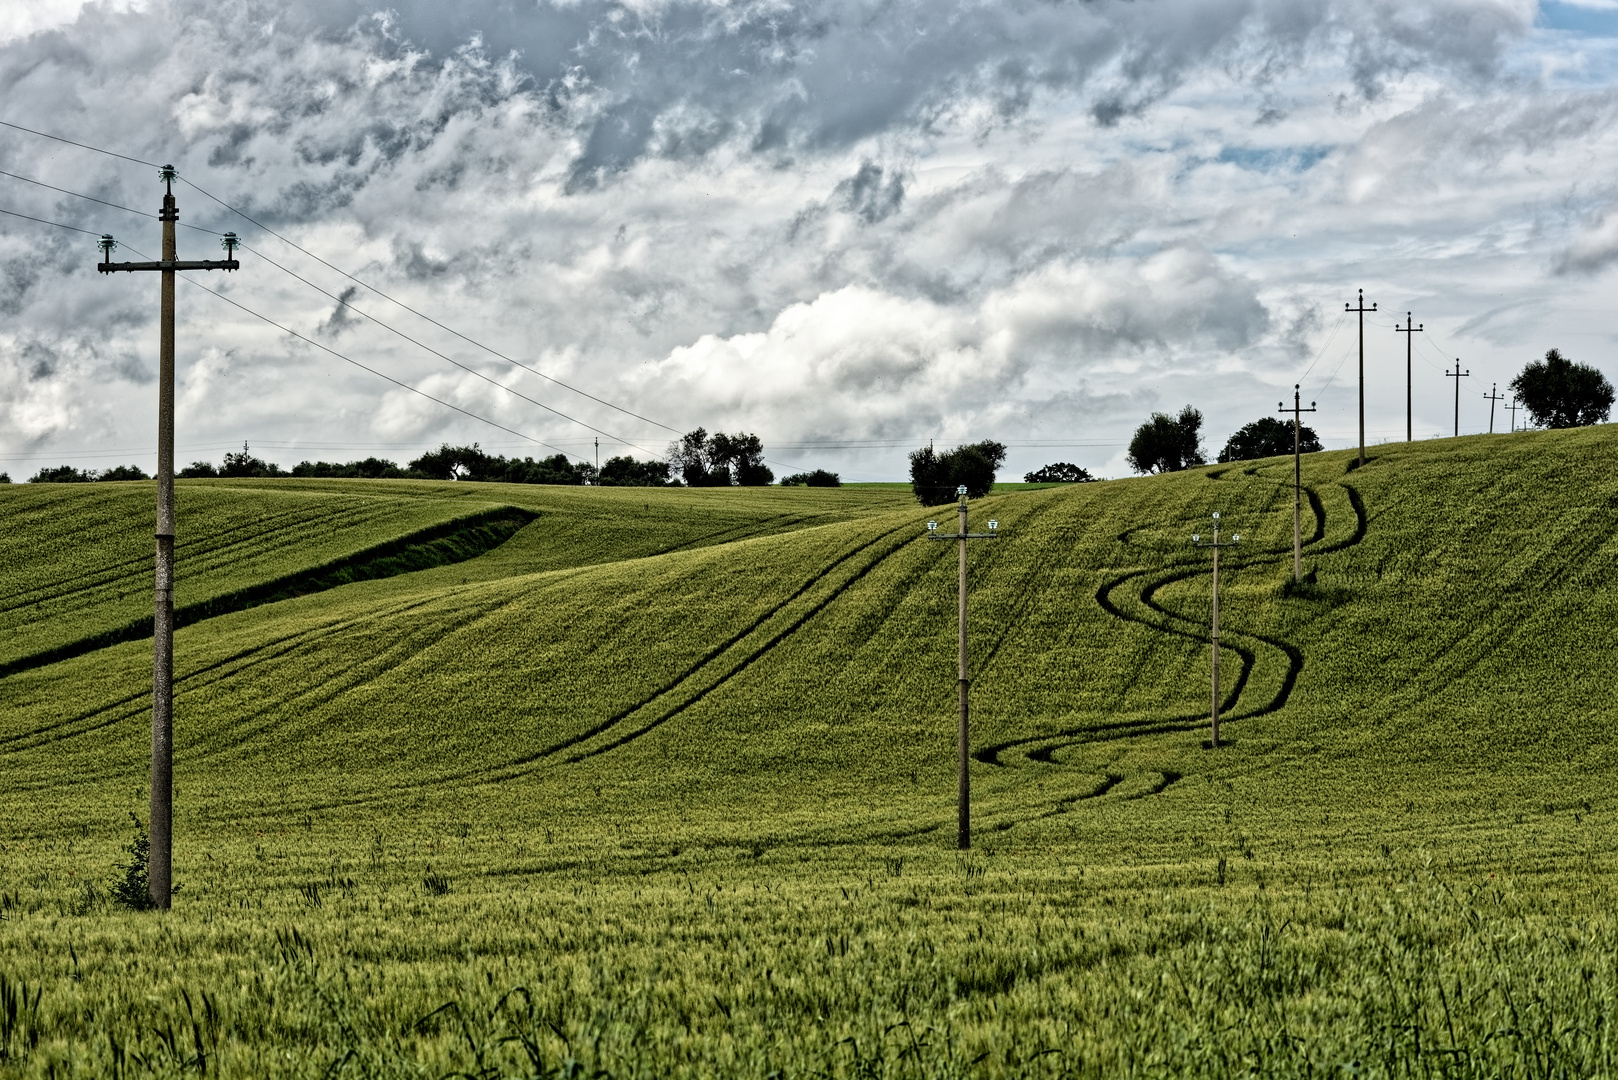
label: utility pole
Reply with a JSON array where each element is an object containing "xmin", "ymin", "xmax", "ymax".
[
  {"xmin": 98, "ymin": 165, "xmax": 240, "ymax": 910},
  {"xmin": 1394, "ymin": 312, "xmax": 1422, "ymax": 442},
  {"xmin": 1445, "ymin": 359, "xmax": 1470, "ymax": 438},
  {"xmin": 1346, "ymin": 288, "xmax": 1377, "ymax": 467},
  {"xmin": 1506, "ymin": 396, "xmax": 1523, "ymax": 432},
  {"xmin": 925, "ymin": 487, "xmax": 1000, "ymax": 850},
  {"xmin": 1277, "ymin": 385, "xmax": 1316, "ymax": 583},
  {"xmin": 1192, "ymin": 513, "xmax": 1239, "ymax": 749},
  {"xmin": 594, "ymin": 437, "xmax": 599, "ymax": 473},
  {"xmin": 1483, "ymin": 383, "xmax": 1504, "ymax": 434}
]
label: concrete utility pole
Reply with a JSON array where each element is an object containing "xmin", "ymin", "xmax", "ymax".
[
  {"xmin": 1445, "ymin": 359, "xmax": 1470, "ymax": 438},
  {"xmin": 1192, "ymin": 514, "xmax": 1240, "ymax": 749},
  {"xmin": 98, "ymin": 165, "xmax": 240, "ymax": 910},
  {"xmin": 925, "ymin": 486, "xmax": 1000, "ymax": 850},
  {"xmin": 594, "ymin": 437, "xmax": 599, "ymax": 471},
  {"xmin": 1346, "ymin": 288, "xmax": 1377, "ymax": 468},
  {"xmin": 1506, "ymin": 396, "xmax": 1524, "ymax": 432},
  {"xmin": 1394, "ymin": 312, "xmax": 1422, "ymax": 442},
  {"xmin": 1483, "ymin": 383, "xmax": 1504, "ymax": 434},
  {"xmin": 1277, "ymin": 386, "xmax": 1316, "ymax": 583}
]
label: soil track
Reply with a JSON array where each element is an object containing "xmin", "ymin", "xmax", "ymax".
[{"xmin": 977, "ymin": 478, "xmax": 1364, "ymax": 772}]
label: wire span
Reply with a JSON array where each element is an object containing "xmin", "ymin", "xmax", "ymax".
[
  {"xmin": 0, "ymin": 203, "xmax": 588, "ymax": 462},
  {"xmin": 0, "ymin": 117, "xmax": 686, "ymax": 437},
  {"xmin": 0, "ymin": 205, "xmax": 105, "ymax": 236}
]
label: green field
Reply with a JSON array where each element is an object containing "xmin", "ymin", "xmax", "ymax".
[{"xmin": 3, "ymin": 430, "xmax": 1618, "ymax": 1078}]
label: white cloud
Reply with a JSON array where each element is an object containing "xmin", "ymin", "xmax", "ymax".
[{"xmin": 0, "ymin": 0, "xmax": 1616, "ymax": 481}]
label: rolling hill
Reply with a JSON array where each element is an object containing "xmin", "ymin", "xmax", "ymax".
[{"xmin": 1, "ymin": 428, "xmax": 1616, "ymax": 1078}]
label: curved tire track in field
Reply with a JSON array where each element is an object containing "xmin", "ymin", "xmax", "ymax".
[
  {"xmin": 553, "ymin": 491, "xmax": 1068, "ymax": 767},
  {"xmin": 282, "ymin": 519, "xmax": 926, "ymax": 816},
  {"xmin": 0, "ymin": 590, "xmax": 462, "ymax": 788},
  {"xmin": 0, "ymin": 499, "xmax": 410, "ymax": 617},
  {"xmin": 554, "ymin": 522, "xmax": 920, "ymax": 763},
  {"xmin": 977, "ymin": 481, "xmax": 1362, "ymax": 770}
]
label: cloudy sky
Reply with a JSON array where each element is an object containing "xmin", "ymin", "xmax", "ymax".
[{"xmin": 2, "ymin": 0, "xmax": 1617, "ymax": 482}]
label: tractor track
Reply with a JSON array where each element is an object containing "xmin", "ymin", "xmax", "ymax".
[
  {"xmin": 252, "ymin": 518, "xmax": 928, "ymax": 817},
  {"xmin": 977, "ymin": 479, "xmax": 1361, "ymax": 775}
]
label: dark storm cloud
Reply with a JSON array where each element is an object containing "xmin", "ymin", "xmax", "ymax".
[
  {"xmin": 280, "ymin": 0, "xmax": 1534, "ymax": 184},
  {"xmin": 316, "ymin": 284, "xmax": 361, "ymax": 336},
  {"xmin": 835, "ymin": 162, "xmax": 905, "ymax": 224}
]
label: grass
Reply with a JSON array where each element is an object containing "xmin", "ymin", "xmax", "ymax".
[{"xmin": 2, "ymin": 429, "xmax": 1618, "ymax": 1077}]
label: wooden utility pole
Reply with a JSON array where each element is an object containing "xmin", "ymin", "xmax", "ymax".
[
  {"xmin": 1394, "ymin": 312, "xmax": 1422, "ymax": 442},
  {"xmin": 1346, "ymin": 288, "xmax": 1377, "ymax": 467},
  {"xmin": 1506, "ymin": 396, "xmax": 1523, "ymax": 432},
  {"xmin": 1192, "ymin": 514, "xmax": 1240, "ymax": 748},
  {"xmin": 1445, "ymin": 359, "xmax": 1470, "ymax": 438},
  {"xmin": 98, "ymin": 165, "xmax": 239, "ymax": 910},
  {"xmin": 925, "ymin": 487, "xmax": 1000, "ymax": 849},
  {"xmin": 1483, "ymin": 383, "xmax": 1504, "ymax": 434},
  {"xmin": 1277, "ymin": 385, "xmax": 1316, "ymax": 582}
]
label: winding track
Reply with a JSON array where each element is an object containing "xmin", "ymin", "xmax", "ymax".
[
  {"xmin": 976, "ymin": 476, "xmax": 1366, "ymax": 772},
  {"xmin": 6, "ymin": 475, "xmax": 1374, "ymax": 836}
]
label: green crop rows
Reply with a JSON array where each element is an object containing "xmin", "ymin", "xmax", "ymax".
[{"xmin": 2, "ymin": 429, "xmax": 1617, "ymax": 1077}]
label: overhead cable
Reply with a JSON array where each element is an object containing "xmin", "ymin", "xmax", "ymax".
[
  {"xmin": 0, "ymin": 202, "xmax": 587, "ymax": 462},
  {"xmin": 0, "ymin": 117, "xmax": 685, "ymax": 436}
]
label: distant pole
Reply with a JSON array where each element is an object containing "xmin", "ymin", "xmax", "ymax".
[
  {"xmin": 1394, "ymin": 312, "xmax": 1422, "ymax": 442},
  {"xmin": 1346, "ymin": 289, "xmax": 1377, "ymax": 467},
  {"xmin": 1445, "ymin": 359, "xmax": 1470, "ymax": 438},
  {"xmin": 1277, "ymin": 386, "xmax": 1316, "ymax": 582},
  {"xmin": 1483, "ymin": 383, "xmax": 1504, "ymax": 434},
  {"xmin": 98, "ymin": 166, "xmax": 240, "ymax": 910},
  {"xmin": 595, "ymin": 437, "xmax": 599, "ymax": 471},
  {"xmin": 924, "ymin": 488, "xmax": 1000, "ymax": 849},
  {"xmin": 1192, "ymin": 514, "xmax": 1240, "ymax": 748},
  {"xmin": 1505, "ymin": 396, "xmax": 1523, "ymax": 432}
]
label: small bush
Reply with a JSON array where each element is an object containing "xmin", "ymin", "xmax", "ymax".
[{"xmin": 110, "ymin": 814, "xmax": 154, "ymax": 911}]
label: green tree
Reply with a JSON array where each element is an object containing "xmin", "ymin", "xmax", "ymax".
[
  {"xmin": 1509, "ymin": 349, "xmax": 1614, "ymax": 429},
  {"xmin": 599, "ymin": 455, "xmax": 674, "ymax": 486},
  {"xmin": 668, "ymin": 429, "xmax": 726, "ymax": 486},
  {"xmin": 779, "ymin": 469, "xmax": 841, "ymax": 487},
  {"xmin": 710, "ymin": 432, "xmax": 774, "ymax": 486},
  {"xmin": 1127, "ymin": 406, "xmax": 1206, "ymax": 474},
  {"xmin": 220, "ymin": 443, "xmax": 286, "ymax": 478},
  {"xmin": 291, "ymin": 457, "xmax": 408, "ymax": 479},
  {"xmin": 28, "ymin": 465, "xmax": 95, "ymax": 482},
  {"xmin": 1218, "ymin": 416, "xmax": 1322, "ymax": 463},
  {"xmin": 908, "ymin": 440, "xmax": 1007, "ymax": 505},
  {"xmin": 1023, "ymin": 463, "xmax": 1095, "ymax": 483},
  {"xmin": 668, "ymin": 430, "xmax": 773, "ymax": 486},
  {"xmin": 97, "ymin": 464, "xmax": 150, "ymax": 481}
]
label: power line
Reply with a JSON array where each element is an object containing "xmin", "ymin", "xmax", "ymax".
[
  {"xmin": 1296, "ymin": 308, "xmax": 1348, "ymax": 389},
  {"xmin": 0, "ymin": 118, "xmax": 685, "ymax": 436},
  {"xmin": 0, "ymin": 205, "xmax": 105, "ymax": 236},
  {"xmin": 0, "ymin": 167, "xmax": 215, "ymax": 234},
  {"xmin": 0, "ymin": 118, "xmax": 159, "ymax": 168},
  {"xmin": 185, "ymin": 174, "xmax": 685, "ymax": 433},
  {"xmin": 235, "ymin": 239, "xmax": 668, "ymax": 458},
  {"xmin": 1, "ymin": 195, "xmax": 595, "ymax": 460},
  {"xmin": 0, "ymin": 162, "xmax": 668, "ymax": 458},
  {"xmin": 82, "ymin": 225, "xmax": 590, "ymax": 462}
]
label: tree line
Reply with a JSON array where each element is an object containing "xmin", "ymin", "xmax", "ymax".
[
  {"xmin": 14, "ymin": 431, "xmax": 844, "ymax": 488},
  {"xmin": 1123, "ymin": 348, "xmax": 1613, "ymax": 475},
  {"xmin": 14, "ymin": 349, "xmax": 1607, "ymax": 490}
]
